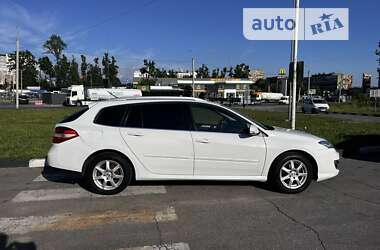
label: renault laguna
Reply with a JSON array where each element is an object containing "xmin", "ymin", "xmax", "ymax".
[{"xmin": 47, "ymin": 97, "xmax": 339, "ymax": 195}]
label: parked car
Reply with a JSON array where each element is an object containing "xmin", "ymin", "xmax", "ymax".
[
  {"xmin": 18, "ymin": 94, "xmax": 30, "ymax": 104},
  {"xmin": 302, "ymin": 97, "xmax": 330, "ymax": 113},
  {"xmin": 278, "ymin": 96, "xmax": 289, "ymax": 105},
  {"xmin": 47, "ymin": 97, "xmax": 339, "ymax": 195}
]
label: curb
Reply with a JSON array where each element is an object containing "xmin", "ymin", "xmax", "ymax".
[
  {"xmin": 331, "ymin": 111, "xmax": 380, "ymax": 117},
  {"xmin": 28, "ymin": 158, "xmax": 46, "ymax": 168}
]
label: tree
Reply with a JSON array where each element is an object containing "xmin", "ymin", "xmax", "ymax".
[
  {"xmin": 69, "ymin": 56, "xmax": 80, "ymax": 85},
  {"xmin": 55, "ymin": 54, "xmax": 70, "ymax": 88},
  {"xmin": 212, "ymin": 68, "xmax": 220, "ymax": 78},
  {"xmin": 228, "ymin": 67, "xmax": 234, "ymax": 77},
  {"xmin": 90, "ymin": 57, "xmax": 103, "ymax": 87},
  {"xmin": 139, "ymin": 59, "xmax": 158, "ymax": 78},
  {"xmin": 38, "ymin": 56, "xmax": 54, "ymax": 84},
  {"xmin": 376, "ymin": 42, "xmax": 380, "ymax": 88},
  {"xmin": 233, "ymin": 63, "xmax": 250, "ymax": 78},
  {"xmin": 221, "ymin": 67, "xmax": 228, "ymax": 78},
  {"xmin": 196, "ymin": 64, "xmax": 209, "ymax": 78},
  {"xmin": 109, "ymin": 56, "xmax": 120, "ymax": 86},
  {"xmin": 43, "ymin": 34, "xmax": 67, "ymax": 63},
  {"xmin": 80, "ymin": 55, "xmax": 88, "ymax": 86},
  {"xmin": 102, "ymin": 52, "xmax": 111, "ymax": 88},
  {"xmin": 8, "ymin": 50, "xmax": 38, "ymax": 87}
]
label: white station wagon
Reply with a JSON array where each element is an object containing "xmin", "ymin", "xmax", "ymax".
[{"xmin": 47, "ymin": 97, "xmax": 339, "ymax": 195}]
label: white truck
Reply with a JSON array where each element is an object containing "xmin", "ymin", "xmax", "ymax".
[
  {"xmin": 254, "ymin": 92, "xmax": 284, "ymax": 103},
  {"xmin": 65, "ymin": 85, "xmax": 142, "ymax": 106}
]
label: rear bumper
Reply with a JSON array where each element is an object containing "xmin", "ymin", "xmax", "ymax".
[{"xmin": 47, "ymin": 139, "xmax": 91, "ymax": 173}]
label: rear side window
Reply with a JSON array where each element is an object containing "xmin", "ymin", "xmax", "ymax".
[
  {"xmin": 125, "ymin": 105, "xmax": 142, "ymax": 128},
  {"xmin": 126, "ymin": 103, "xmax": 189, "ymax": 130},
  {"xmin": 94, "ymin": 105, "xmax": 127, "ymax": 127},
  {"xmin": 60, "ymin": 107, "xmax": 89, "ymax": 123},
  {"xmin": 142, "ymin": 103, "xmax": 189, "ymax": 130}
]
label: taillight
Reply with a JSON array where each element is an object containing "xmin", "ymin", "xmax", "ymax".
[{"xmin": 53, "ymin": 127, "xmax": 79, "ymax": 143}]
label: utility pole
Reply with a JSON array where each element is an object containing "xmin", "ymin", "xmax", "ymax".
[
  {"xmin": 16, "ymin": 32, "xmax": 19, "ymax": 109},
  {"xmin": 192, "ymin": 57, "xmax": 195, "ymax": 97},
  {"xmin": 288, "ymin": 37, "xmax": 294, "ymax": 122},
  {"xmin": 291, "ymin": 0, "xmax": 300, "ymax": 130}
]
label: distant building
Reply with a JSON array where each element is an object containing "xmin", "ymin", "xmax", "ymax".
[
  {"xmin": 0, "ymin": 54, "xmax": 15, "ymax": 88},
  {"xmin": 342, "ymin": 74, "xmax": 353, "ymax": 90},
  {"xmin": 309, "ymin": 73, "xmax": 345, "ymax": 93},
  {"xmin": 176, "ymin": 71, "xmax": 197, "ymax": 79},
  {"xmin": 362, "ymin": 73, "xmax": 371, "ymax": 94},
  {"xmin": 133, "ymin": 70, "xmax": 149, "ymax": 79},
  {"xmin": 249, "ymin": 69, "xmax": 265, "ymax": 83}
]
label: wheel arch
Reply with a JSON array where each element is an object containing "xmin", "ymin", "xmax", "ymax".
[
  {"xmin": 82, "ymin": 149, "xmax": 136, "ymax": 180},
  {"xmin": 268, "ymin": 150, "xmax": 318, "ymax": 181}
]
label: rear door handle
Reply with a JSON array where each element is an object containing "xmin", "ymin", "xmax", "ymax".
[
  {"xmin": 195, "ymin": 138, "xmax": 209, "ymax": 144},
  {"xmin": 127, "ymin": 132, "xmax": 144, "ymax": 137}
]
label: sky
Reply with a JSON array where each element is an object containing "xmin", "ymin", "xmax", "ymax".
[{"xmin": 0, "ymin": 0, "xmax": 379, "ymax": 86}]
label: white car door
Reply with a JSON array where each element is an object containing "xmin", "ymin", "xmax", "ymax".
[
  {"xmin": 189, "ymin": 103, "xmax": 266, "ymax": 176},
  {"xmin": 119, "ymin": 102, "xmax": 194, "ymax": 175}
]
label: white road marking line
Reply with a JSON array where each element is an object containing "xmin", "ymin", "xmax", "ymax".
[
  {"xmin": 33, "ymin": 174, "xmax": 72, "ymax": 182},
  {"xmin": 12, "ymin": 186, "xmax": 167, "ymax": 203},
  {"xmin": 118, "ymin": 242, "xmax": 190, "ymax": 250},
  {"xmin": 28, "ymin": 159, "xmax": 45, "ymax": 168},
  {"xmin": 0, "ymin": 207, "xmax": 177, "ymax": 235}
]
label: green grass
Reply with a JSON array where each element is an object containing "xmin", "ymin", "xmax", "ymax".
[
  {"xmin": 329, "ymin": 102, "xmax": 380, "ymax": 115},
  {"xmin": 235, "ymin": 108, "xmax": 380, "ymax": 146},
  {"xmin": 0, "ymin": 107, "xmax": 379, "ymax": 160},
  {"xmin": 0, "ymin": 108, "xmax": 79, "ymax": 160}
]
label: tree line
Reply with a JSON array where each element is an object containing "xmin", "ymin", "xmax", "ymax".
[
  {"xmin": 139, "ymin": 59, "xmax": 251, "ymax": 80},
  {"xmin": 5, "ymin": 34, "xmax": 121, "ymax": 89}
]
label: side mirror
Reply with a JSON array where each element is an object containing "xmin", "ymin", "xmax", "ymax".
[{"xmin": 249, "ymin": 124, "xmax": 260, "ymax": 136}]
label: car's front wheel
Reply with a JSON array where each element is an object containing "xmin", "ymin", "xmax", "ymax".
[
  {"xmin": 85, "ymin": 153, "xmax": 132, "ymax": 195},
  {"xmin": 270, "ymin": 153, "xmax": 313, "ymax": 193}
]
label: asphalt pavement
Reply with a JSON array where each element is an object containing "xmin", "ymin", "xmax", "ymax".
[{"xmin": 0, "ymin": 157, "xmax": 379, "ymax": 250}]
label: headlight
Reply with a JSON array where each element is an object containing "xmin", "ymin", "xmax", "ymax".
[{"xmin": 319, "ymin": 140, "xmax": 334, "ymax": 149}]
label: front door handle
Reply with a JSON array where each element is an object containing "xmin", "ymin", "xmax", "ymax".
[{"xmin": 195, "ymin": 138, "xmax": 209, "ymax": 144}]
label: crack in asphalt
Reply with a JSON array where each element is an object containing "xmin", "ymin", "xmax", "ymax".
[
  {"xmin": 154, "ymin": 216, "xmax": 164, "ymax": 245},
  {"xmin": 322, "ymin": 184, "xmax": 380, "ymax": 207},
  {"xmin": 264, "ymin": 198, "xmax": 327, "ymax": 250}
]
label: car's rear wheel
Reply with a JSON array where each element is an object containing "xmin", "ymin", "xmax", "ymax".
[
  {"xmin": 85, "ymin": 153, "xmax": 132, "ymax": 195},
  {"xmin": 270, "ymin": 153, "xmax": 313, "ymax": 193}
]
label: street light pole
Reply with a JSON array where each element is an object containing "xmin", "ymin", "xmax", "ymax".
[
  {"xmin": 192, "ymin": 57, "xmax": 195, "ymax": 97},
  {"xmin": 16, "ymin": 33, "xmax": 19, "ymax": 109},
  {"xmin": 291, "ymin": 0, "xmax": 300, "ymax": 130}
]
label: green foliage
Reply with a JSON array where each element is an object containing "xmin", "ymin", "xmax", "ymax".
[
  {"xmin": 7, "ymin": 50, "xmax": 38, "ymax": 87},
  {"xmin": 69, "ymin": 56, "xmax": 80, "ymax": 85},
  {"xmin": 233, "ymin": 63, "xmax": 250, "ymax": 78},
  {"xmin": 43, "ymin": 34, "xmax": 67, "ymax": 63},
  {"xmin": 196, "ymin": 64, "xmax": 209, "ymax": 78},
  {"xmin": 80, "ymin": 55, "xmax": 88, "ymax": 85},
  {"xmin": 38, "ymin": 56, "xmax": 54, "ymax": 83}
]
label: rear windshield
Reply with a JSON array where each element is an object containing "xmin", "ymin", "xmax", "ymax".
[{"xmin": 60, "ymin": 107, "xmax": 89, "ymax": 123}]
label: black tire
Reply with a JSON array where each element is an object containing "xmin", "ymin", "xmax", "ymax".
[
  {"xmin": 76, "ymin": 101, "xmax": 82, "ymax": 106},
  {"xmin": 269, "ymin": 153, "xmax": 313, "ymax": 194},
  {"xmin": 84, "ymin": 152, "xmax": 133, "ymax": 195}
]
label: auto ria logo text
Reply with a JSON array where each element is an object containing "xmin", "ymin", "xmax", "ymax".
[{"xmin": 243, "ymin": 8, "xmax": 349, "ymax": 40}]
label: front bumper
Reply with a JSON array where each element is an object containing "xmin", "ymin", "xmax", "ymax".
[{"xmin": 316, "ymin": 149, "xmax": 340, "ymax": 182}]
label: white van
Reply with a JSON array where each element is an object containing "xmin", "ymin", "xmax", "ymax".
[{"xmin": 302, "ymin": 97, "xmax": 330, "ymax": 113}]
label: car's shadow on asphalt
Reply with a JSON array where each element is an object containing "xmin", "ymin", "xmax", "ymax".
[
  {"xmin": 0, "ymin": 233, "xmax": 37, "ymax": 250},
  {"xmin": 41, "ymin": 165, "xmax": 277, "ymax": 194},
  {"xmin": 336, "ymin": 134, "xmax": 380, "ymax": 163}
]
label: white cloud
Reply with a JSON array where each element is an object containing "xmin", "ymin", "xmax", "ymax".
[{"xmin": 0, "ymin": 1, "xmax": 57, "ymax": 53}]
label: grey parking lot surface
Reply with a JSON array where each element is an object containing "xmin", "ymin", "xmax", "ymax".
[{"xmin": 0, "ymin": 158, "xmax": 379, "ymax": 250}]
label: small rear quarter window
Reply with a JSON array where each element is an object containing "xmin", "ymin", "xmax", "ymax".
[
  {"xmin": 60, "ymin": 107, "xmax": 89, "ymax": 123},
  {"xmin": 94, "ymin": 105, "xmax": 127, "ymax": 127}
]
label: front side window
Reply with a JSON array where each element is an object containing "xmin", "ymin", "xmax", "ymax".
[
  {"xmin": 94, "ymin": 105, "xmax": 127, "ymax": 127},
  {"xmin": 190, "ymin": 104, "xmax": 247, "ymax": 134},
  {"xmin": 130, "ymin": 103, "xmax": 190, "ymax": 130},
  {"xmin": 71, "ymin": 91, "xmax": 77, "ymax": 97}
]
